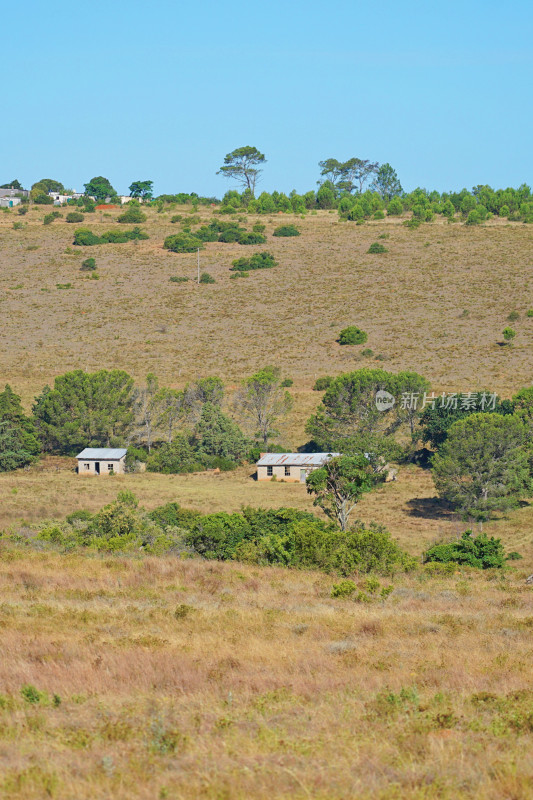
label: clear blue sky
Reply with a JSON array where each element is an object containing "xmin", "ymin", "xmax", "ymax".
[{"xmin": 3, "ymin": 0, "xmax": 532, "ymax": 197}]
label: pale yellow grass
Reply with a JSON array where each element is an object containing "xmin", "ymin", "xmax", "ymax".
[{"xmin": 0, "ymin": 550, "xmax": 532, "ymax": 799}]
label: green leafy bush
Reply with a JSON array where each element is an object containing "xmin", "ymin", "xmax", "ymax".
[
  {"xmin": 163, "ymin": 233, "xmax": 203, "ymax": 253},
  {"xmin": 73, "ymin": 228, "xmax": 102, "ymax": 246},
  {"xmin": 331, "ymin": 579, "xmax": 357, "ymax": 597},
  {"xmin": 367, "ymin": 242, "xmax": 388, "ymax": 254},
  {"xmin": 117, "ymin": 206, "xmax": 146, "ymax": 224},
  {"xmin": 237, "ymin": 231, "xmax": 267, "ymax": 245},
  {"xmin": 199, "ymin": 272, "xmax": 215, "ymax": 284},
  {"xmin": 66, "ymin": 212, "xmax": 84, "ymax": 223},
  {"xmin": 169, "ymin": 276, "xmax": 189, "ymax": 283},
  {"xmin": 273, "ymin": 224, "xmax": 300, "ymax": 237},
  {"xmin": 43, "ymin": 211, "xmax": 61, "ymax": 225},
  {"xmin": 313, "ymin": 376, "xmax": 333, "ymax": 391},
  {"xmin": 252, "ymin": 223, "xmax": 266, "ymax": 233},
  {"xmin": 338, "ymin": 326, "xmax": 368, "ymax": 345},
  {"xmin": 170, "ymin": 215, "xmax": 183, "ymax": 223},
  {"xmin": 80, "ymin": 258, "xmax": 96, "ymax": 271},
  {"xmin": 230, "ymin": 252, "xmax": 277, "ymax": 271},
  {"xmin": 423, "ymin": 530, "xmax": 510, "ymax": 569},
  {"xmin": 32, "ymin": 193, "xmax": 54, "ymax": 205}
]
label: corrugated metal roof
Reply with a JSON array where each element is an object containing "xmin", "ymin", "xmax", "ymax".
[
  {"xmin": 256, "ymin": 453, "xmax": 340, "ymax": 467},
  {"xmin": 76, "ymin": 448, "xmax": 128, "ymax": 460}
]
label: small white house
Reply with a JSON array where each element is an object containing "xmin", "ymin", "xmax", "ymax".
[
  {"xmin": 77, "ymin": 448, "xmax": 127, "ymax": 475},
  {"xmin": 0, "ymin": 197, "xmax": 21, "ymax": 208},
  {"xmin": 256, "ymin": 452, "xmax": 339, "ymax": 483}
]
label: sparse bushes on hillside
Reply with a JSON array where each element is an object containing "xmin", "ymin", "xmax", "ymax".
[
  {"xmin": 73, "ymin": 227, "xmax": 148, "ymax": 246},
  {"xmin": 313, "ymin": 376, "xmax": 333, "ymax": 391},
  {"xmin": 80, "ymin": 257, "xmax": 96, "ymax": 271},
  {"xmin": 199, "ymin": 272, "xmax": 215, "ymax": 284},
  {"xmin": 43, "ymin": 211, "xmax": 61, "ymax": 225}
]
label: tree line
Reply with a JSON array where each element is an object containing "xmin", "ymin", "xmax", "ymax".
[{"xmin": 2, "ymin": 366, "xmax": 533, "ymax": 528}]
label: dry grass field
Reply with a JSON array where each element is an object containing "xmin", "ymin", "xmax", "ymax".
[
  {"xmin": 1, "ymin": 203, "xmax": 533, "ymax": 798},
  {"xmin": 0, "ymin": 550, "xmax": 532, "ymax": 800}
]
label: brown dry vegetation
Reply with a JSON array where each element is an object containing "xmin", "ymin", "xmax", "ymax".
[
  {"xmin": 0, "ymin": 550, "xmax": 532, "ymax": 799},
  {"xmin": 1, "ymin": 204, "xmax": 533, "ymax": 798}
]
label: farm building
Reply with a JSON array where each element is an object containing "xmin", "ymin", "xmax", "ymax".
[
  {"xmin": 256, "ymin": 452, "xmax": 339, "ymax": 482},
  {"xmin": 76, "ymin": 448, "xmax": 127, "ymax": 475},
  {"xmin": 0, "ymin": 197, "xmax": 21, "ymax": 208}
]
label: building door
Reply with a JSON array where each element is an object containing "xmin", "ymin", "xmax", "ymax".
[
  {"xmin": 300, "ymin": 469, "xmax": 306, "ymax": 483},
  {"xmin": 94, "ymin": 462, "xmax": 100, "ymax": 475}
]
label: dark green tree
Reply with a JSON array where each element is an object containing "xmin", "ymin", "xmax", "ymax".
[
  {"xmin": 432, "ymin": 413, "xmax": 531, "ymax": 520},
  {"xmin": 30, "ymin": 178, "xmax": 64, "ymax": 199},
  {"xmin": 371, "ymin": 163, "xmax": 403, "ymax": 200},
  {"xmin": 195, "ymin": 403, "xmax": 250, "ymax": 461},
  {"xmin": 128, "ymin": 180, "xmax": 153, "ymax": 199},
  {"xmin": 0, "ymin": 385, "xmax": 41, "ymax": 470},
  {"xmin": 83, "ymin": 176, "xmax": 117, "ymax": 202},
  {"xmin": 0, "ymin": 179, "xmax": 23, "ymax": 190},
  {"xmin": 217, "ymin": 146, "xmax": 266, "ymax": 195},
  {"xmin": 420, "ymin": 391, "xmax": 511, "ymax": 450},
  {"xmin": 33, "ymin": 370, "xmax": 135, "ymax": 454},
  {"xmin": 306, "ymin": 454, "xmax": 376, "ymax": 531},
  {"xmin": 423, "ymin": 530, "xmax": 509, "ymax": 569}
]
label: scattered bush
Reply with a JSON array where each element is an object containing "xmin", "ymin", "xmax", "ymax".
[
  {"xmin": 66, "ymin": 212, "xmax": 84, "ymax": 223},
  {"xmin": 12, "ymin": 221, "xmax": 23, "ymax": 230},
  {"xmin": 273, "ymin": 224, "xmax": 300, "ymax": 237},
  {"xmin": 163, "ymin": 233, "xmax": 203, "ymax": 253},
  {"xmin": 199, "ymin": 272, "xmax": 215, "ymax": 284},
  {"xmin": 32, "ymin": 193, "xmax": 54, "ymax": 205},
  {"xmin": 117, "ymin": 206, "xmax": 146, "ymax": 224},
  {"xmin": 252, "ymin": 223, "xmax": 266, "ymax": 233},
  {"xmin": 367, "ymin": 242, "xmax": 388, "ymax": 254},
  {"xmin": 237, "ymin": 231, "xmax": 267, "ymax": 245},
  {"xmin": 331, "ymin": 579, "xmax": 357, "ymax": 598},
  {"xmin": 423, "ymin": 530, "xmax": 511, "ymax": 569},
  {"xmin": 527, "ymin": 309, "xmax": 533, "ymax": 317},
  {"xmin": 281, "ymin": 378, "xmax": 293, "ymax": 387},
  {"xmin": 508, "ymin": 311, "xmax": 520, "ymax": 321},
  {"xmin": 43, "ymin": 211, "xmax": 61, "ymax": 225},
  {"xmin": 313, "ymin": 376, "xmax": 333, "ymax": 391},
  {"xmin": 169, "ymin": 276, "xmax": 189, "ymax": 283},
  {"xmin": 503, "ymin": 327, "xmax": 516, "ymax": 343},
  {"xmin": 170, "ymin": 215, "xmax": 183, "ymax": 223},
  {"xmin": 73, "ymin": 228, "xmax": 103, "ymax": 246},
  {"xmin": 338, "ymin": 326, "xmax": 368, "ymax": 346},
  {"xmin": 17, "ymin": 205, "xmax": 28, "ymax": 215},
  {"xmin": 230, "ymin": 252, "xmax": 277, "ymax": 271},
  {"xmin": 80, "ymin": 257, "xmax": 96, "ymax": 271}
]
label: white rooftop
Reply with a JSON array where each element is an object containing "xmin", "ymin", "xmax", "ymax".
[
  {"xmin": 76, "ymin": 448, "xmax": 128, "ymax": 460},
  {"xmin": 256, "ymin": 452, "xmax": 339, "ymax": 467}
]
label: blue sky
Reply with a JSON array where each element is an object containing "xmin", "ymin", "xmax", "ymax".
[{"xmin": 3, "ymin": 0, "xmax": 532, "ymax": 196}]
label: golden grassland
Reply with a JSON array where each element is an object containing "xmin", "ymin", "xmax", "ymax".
[
  {"xmin": 0, "ymin": 550, "xmax": 532, "ymax": 799},
  {"xmin": 1, "ymin": 203, "xmax": 533, "ymax": 798}
]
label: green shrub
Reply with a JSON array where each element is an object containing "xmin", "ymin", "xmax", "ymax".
[
  {"xmin": 281, "ymin": 378, "xmax": 293, "ymax": 387},
  {"xmin": 66, "ymin": 212, "xmax": 84, "ymax": 223},
  {"xmin": 503, "ymin": 327, "xmax": 516, "ymax": 343},
  {"xmin": 367, "ymin": 242, "xmax": 387, "ymax": 254},
  {"xmin": 117, "ymin": 206, "xmax": 146, "ymax": 224},
  {"xmin": 80, "ymin": 257, "xmax": 96, "ymax": 271},
  {"xmin": 507, "ymin": 311, "xmax": 520, "ymax": 321},
  {"xmin": 238, "ymin": 231, "xmax": 267, "ymax": 245},
  {"xmin": 273, "ymin": 224, "xmax": 300, "ymax": 237},
  {"xmin": 199, "ymin": 272, "xmax": 215, "ymax": 284},
  {"xmin": 17, "ymin": 205, "xmax": 28, "ymax": 215},
  {"xmin": 252, "ymin": 223, "xmax": 266, "ymax": 233},
  {"xmin": 229, "ymin": 271, "xmax": 250, "ymax": 279},
  {"xmin": 43, "ymin": 211, "xmax": 61, "ymax": 225},
  {"xmin": 373, "ymin": 210, "xmax": 385, "ymax": 220},
  {"xmin": 230, "ymin": 252, "xmax": 277, "ymax": 271},
  {"xmin": 21, "ymin": 685, "xmax": 46, "ymax": 704},
  {"xmin": 347, "ymin": 203, "xmax": 365, "ymax": 221},
  {"xmin": 338, "ymin": 326, "xmax": 368, "ymax": 345},
  {"xmin": 33, "ymin": 193, "xmax": 54, "ymax": 205},
  {"xmin": 465, "ymin": 209, "xmax": 482, "ymax": 225},
  {"xmin": 73, "ymin": 228, "xmax": 102, "ymax": 246},
  {"xmin": 313, "ymin": 376, "xmax": 333, "ymax": 391},
  {"xmin": 169, "ymin": 276, "xmax": 189, "ymax": 283},
  {"xmin": 163, "ymin": 233, "xmax": 203, "ymax": 253},
  {"xmin": 423, "ymin": 530, "xmax": 510, "ymax": 569},
  {"xmin": 170, "ymin": 215, "xmax": 182, "ymax": 223},
  {"xmin": 12, "ymin": 221, "xmax": 23, "ymax": 230},
  {"xmin": 387, "ymin": 197, "xmax": 403, "ymax": 216},
  {"xmin": 331, "ymin": 579, "xmax": 357, "ymax": 597},
  {"xmin": 527, "ymin": 309, "xmax": 533, "ymax": 317}
]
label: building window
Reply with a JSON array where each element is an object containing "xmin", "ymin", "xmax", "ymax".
[
  {"xmin": 84, "ymin": 463, "xmax": 90, "ymax": 470},
  {"xmin": 108, "ymin": 464, "xmax": 114, "ymax": 471},
  {"xmin": 267, "ymin": 466, "xmax": 273, "ymax": 476},
  {"xmin": 284, "ymin": 466, "xmax": 291, "ymax": 476}
]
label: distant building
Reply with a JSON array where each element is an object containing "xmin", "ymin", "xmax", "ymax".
[
  {"xmin": 48, "ymin": 192, "xmax": 74, "ymax": 205},
  {"xmin": 0, "ymin": 188, "xmax": 29, "ymax": 198},
  {"xmin": 256, "ymin": 452, "xmax": 339, "ymax": 483},
  {"xmin": 0, "ymin": 197, "xmax": 21, "ymax": 207},
  {"xmin": 76, "ymin": 448, "xmax": 128, "ymax": 475}
]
